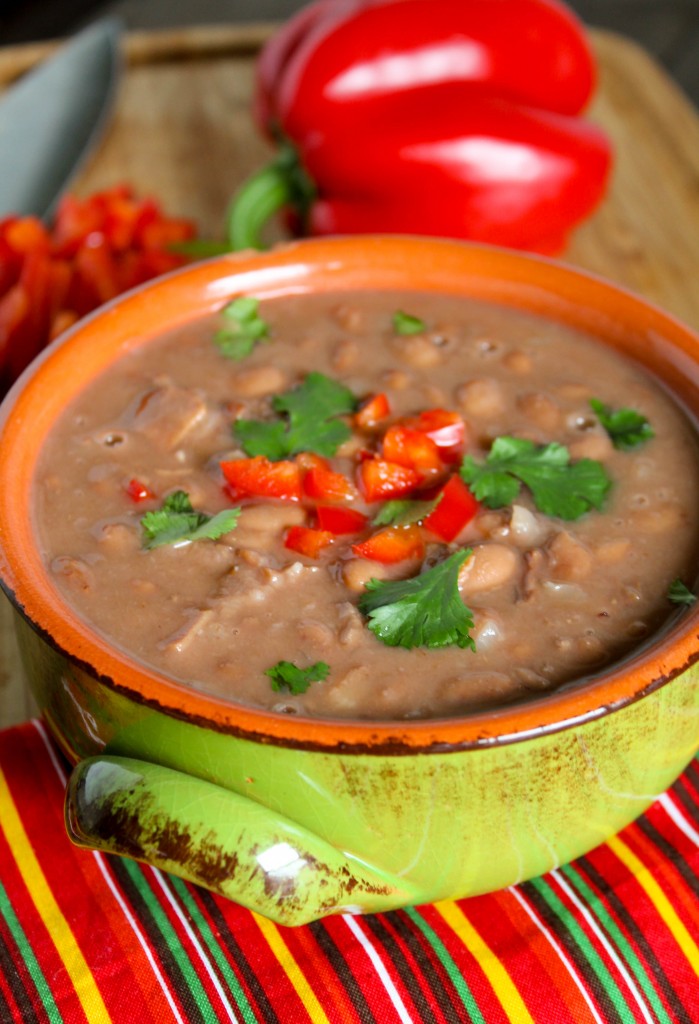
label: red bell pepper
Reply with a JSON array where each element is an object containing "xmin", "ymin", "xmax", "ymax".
[
  {"xmin": 403, "ymin": 409, "xmax": 466, "ymax": 464},
  {"xmin": 357, "ymin": 458, "xmax": 421, "ymax": 502},
  {"xmin": 381, "ymin": 424, "xmax": 444, "ymax": 479},
  {"xmin": 230, "ymin": 0, "xmax": 612, "ymax": 254},
  {"xmin": 284, "ymin": 524, "xmax": 334, "ymax": 558},
  {"xmin": 257, "ymin": 0, "xmax": 597, "ymax": 135},
  {"xmin": 221, "ymin": 455, "xmax": 303, "ymax": 502},
  {"xmin": 354, "ymin": 392, "xmax": 391, "ymax": 430},
  {"xmin": 423, "ymin": 475, "xmax": 480, "ymax": 542},
  {"xmin": 316, "ymin": 505, "xmax": 369, "ymax": 534},
  {"xmin": 352, "ymin": 524, "xmax": 425, "ymax": 564},
  {"xmin": 299, "ymin": 453, "xmax": 358, "ymax": 502}
]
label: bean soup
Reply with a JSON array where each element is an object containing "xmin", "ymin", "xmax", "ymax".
[{"xmin": 34, "ymin": 290, "xmax": 699, "ymax": 719}]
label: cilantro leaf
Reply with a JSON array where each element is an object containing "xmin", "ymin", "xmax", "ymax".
[
  {"xmin": 141, "ymin": 490, "xmax": 240, "ymax": 549},
  {"xmin": 234, "ymin": 372, "xmax": 357, "ymax": 459},
  {"xmin": 393, "ymin": 310, "xmax": 427, "ymax": 335},
  {"xmin": 668, "ymin": 579, "xmax": 697, "ymax": 606},
  {"xmin": 214, "ymin": 296, "xmax": 269, "ymax": 360},
  {"xmin": 372, "ymin": 495, "xmax": 441, "ymax": 527},
  {"xmin": 460, "ymin": 436, "xmax": 611, "ymax": 520},
  {"xmin": 359, "ymin": 549, "xmax": 475, "ymax": 650},
  {"xmin": 265, "ymin": 660, "xmax": 330, "ymax": 695},
  {"xmin": 589, "ymin": 398, "xmax": 654, "ymax": 451}
]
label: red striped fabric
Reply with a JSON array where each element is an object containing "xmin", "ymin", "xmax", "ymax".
[{"xmin": 0, "ymin": 718, "xmax": 697, "ymax": 1024}]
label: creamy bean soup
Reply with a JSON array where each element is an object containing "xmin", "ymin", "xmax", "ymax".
[{"xmin": 35, "ymin": 290, "xmax": 699, "ymax": 719}]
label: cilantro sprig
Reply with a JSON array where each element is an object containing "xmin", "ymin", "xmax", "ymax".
[
  {"xmin": 214, "ymin": 296, "xmax": 269, "ymax": 360},
  {"xmin": 668, "ymin": 579, "xmax": 697, "ymax": 606},
  {"xmin": 589, "ymin": 398, "xmax": 655, "ymax": 451},
  {"xmin": 460, "ymin": 436, "xmax": 611, "ymax": 521},
  {"xmin": 372, "ymin": 495, "xmax": 441, "ymax": 528},
  {"xmin": 141, "ymin": 491, "xmax": 240, "ymax": 549},
  {"xmin": 234, "ymin": 372, "xmax": 357, "ymax": 460},
  {"xmin": 359, "ymin": 549, "xmax": 475, "ymax": 650},
  {"xmin": 265, "ymin": 660, "xmax": 330, "ymax": 695},
  {"xmin": 393, "ymin": 310, "xmax": 427, "ymax": 335}
]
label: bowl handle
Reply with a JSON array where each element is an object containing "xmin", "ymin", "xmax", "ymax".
[{"xmin": 65, "ymin": 755, "xmax": 420, "ymax": 925}]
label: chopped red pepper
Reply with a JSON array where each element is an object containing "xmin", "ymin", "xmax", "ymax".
[
  {"xmin": 125, "ymin": 478, "xmax": 157, "ymax": 503},
  {"xmin": 316, "ymin": 505, "xmax": 368, "ymax": 535},
  {"xmin": 354, "ymin": 392, "xmax": 391, "ymax": 430},
  {"xmin": 404, "ymin": 409, "xmax": 466, "ymax": 463},
  {"xmin": 284, "ymin": 524, "xmax": 334, "ymax": 558},
  {"xmin": 231, "ymin": 0, "xmax": 612, "ymax": 254},
  {"xmin": 0, "ymin": 186, "xmax": 196, "ymax": 393},
  {"xmin": 423, "ymin": 475, "xmax": 480, "ymax": 542},
  {"xmin": 352, "ymin": 524, "xmax": 425, "ymax": 564},
  {"xmin": 357, "ymin": 458, "xmax": 421, "ymax": 502},
  {"xmin": 221, "ymin": 456, "xmax": 303, "ymax": 502},
  {"xmin": 299, "ymin": 453, "xmax": 357, "ymax": 502},
  {"xmin": 381, "ymin": 424, "xmax": 444, "ymax": 478}
]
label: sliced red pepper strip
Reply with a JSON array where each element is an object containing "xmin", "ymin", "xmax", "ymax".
[
  {"xmin": 357, "ymin": 458, "xmax": 421, "ymax": 502},
  {"xmin": 423, "ymin": 474, "xmax": 480, "ymax": 542},
  {"xmin": 284, "ymin": 524, "xmax": 334, "ymax": 558},
  {"xmin": 381, "ymin": 424, "xmax": 444, "ymax": 477},
  {"xmin": 355, "ymin": 392, "xmax": 391, "ymax": 430},
  {"xmin": 221, "ymin": 455, "xmax": 303, "ymax": 502},
  {"xmin": 299, "ymin": 453, "xmax": 357, "ymax": 502},
  {"xmin": 352, "ymin": 524, "xmax": 425, "ymax": 564},
  {"xmin": 316, "ymin": 505, "xmax": 368, "ymax": 535}
]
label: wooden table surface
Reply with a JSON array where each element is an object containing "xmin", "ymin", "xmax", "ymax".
[{"xmin": 2, "ymin": 24, "xmax": 699, "ymax": 729}]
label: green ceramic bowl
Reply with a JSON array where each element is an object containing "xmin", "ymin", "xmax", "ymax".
[{"xmin": 0, "ymin": 236, "xmax": 698, "ymax": 926}]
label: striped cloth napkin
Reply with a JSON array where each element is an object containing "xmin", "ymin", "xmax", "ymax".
[{"xmin": 0, "ymin": 719, "xmax": 697, "ymax": 1024}]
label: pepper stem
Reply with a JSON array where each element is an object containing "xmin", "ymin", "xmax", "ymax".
[{"xmin": 226, "ymin": 143, "xmax": 315, "ymax": 251}]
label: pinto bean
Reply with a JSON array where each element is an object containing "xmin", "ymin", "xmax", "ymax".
[
  {"xmin": 458, "ymin": 544, "xmax": 520, "ymax": 595},
  {"xmin": 456, "ymin": 378, "xmax": 505, "ymax": 419},
  {"xmin": 393, "ymin": 333, "xmax": 445, "ymax": 368},
  {"xmin": 50, "ymin": 556, "xmax": 94, "ymax": 593},
  {"xmin": 630, "ymin": 504, "xmax": 687, "ymax": 534},
  {"xmin": 331, "ymin": 338, "xmax": 359, "ymax": 372},
  {"xmin": 547, "ymin": 531, "xmax": 593, "ymax": 581},
  {"xmin": 297, "ymin": 619, "xmax": 335, "ymax": 651},
  {"xmin": 568, "ymin": 432, "xmax": 614, "ymax": 461},
  {"xmin": 501, "ymin": 349, "xmax": 533, "ymax": 374},
  {"xmin": 342, "ymin": 558, "xmax": 391, "ymax": 593},
  {"xmin": 234, "ymin": 365, "xmax": 287, "ymax": 397},
  {"xmin": 332, "ymin": 304, "xmax": 364, "ymax": 332},
  {"xmin": 96, "ymin": 522, "xmax": 139, "ymax": 554},
  {"xmin": 239, "ymin": 504, "xmax": 306, "ymax": 533},
  {"xmin": 517, "ymin": 392, "xmax": 562, "ymax": 433},
  {"xmin": 595, "ymin": 538, "xmax": 631, "ymax": 564}
]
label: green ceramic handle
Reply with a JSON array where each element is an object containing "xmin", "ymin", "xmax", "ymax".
[{"xmin": 65, "ymin": 755, "xmax": 419, "ymax": 925}]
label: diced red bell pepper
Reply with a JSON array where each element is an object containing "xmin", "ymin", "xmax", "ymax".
[
  {"xmin": 354, "ymin": 392, "xmax": 391, "ymax": 430},
  {"xmin": 405, "ymin": 409, "xmax": 466, "ymax": 463},
  {"xmin": 125, "ymin": 478, "xmax": 157, "ymax": 503},
  {"xmin": 316, "ymin": 504, "xmax": 368, "ymax": 534},
  {"xmin": 0, "ymin": 186, "xmax": 197, "ymax": 395},
  {"xmin": 381, "ymin": 424, "xmax": 444, "ymax": 477},
  {"xmin": 284, "ymin": 524, "xmax": 334, "ymax": 558},
  {"xmin": 221, "ymin": 456, "xmax": 303, "ymax": 502},
  {"xmin": 299, "ymin": 453, "xmax": 357, "ymax": 502},
  {"xmin": 423, "ymin": 474, "xmax": 480, "ymax": 542},
  {"xmin": 352, "ymin": 524, "xmax": 425, "ymax": 564},
  {"xmin": 357, "ymin": 458, "xmax": 421, "ymax": 502}
]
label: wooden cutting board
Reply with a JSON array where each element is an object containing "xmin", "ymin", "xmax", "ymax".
[{"xmin": 2, "ymin": 24, "xmax": 699, "ymax": 728}]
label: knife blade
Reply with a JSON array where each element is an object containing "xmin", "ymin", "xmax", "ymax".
[{"xmin": 0, "ymin": 17, "xmax": 122, "ymax": 219}]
